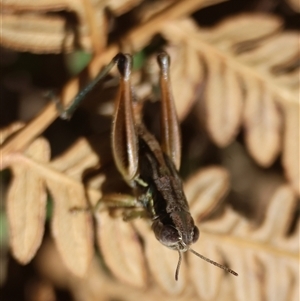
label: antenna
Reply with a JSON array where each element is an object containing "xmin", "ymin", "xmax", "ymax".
[
  {"xmin": 189, "ymin": 248, "xmax": 238, "ymax": 276},
  {"xmin": 174, "ymin": 248, "xmax": 238, "ymax": 281},
  {"xmin": 175, "ymin": 250, "xmax": 182, "ymax": 281}
]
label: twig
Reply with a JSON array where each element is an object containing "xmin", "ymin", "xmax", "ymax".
[{"xmin": 0, "ymin": 0, "xmax": 226, "ymax": 157}]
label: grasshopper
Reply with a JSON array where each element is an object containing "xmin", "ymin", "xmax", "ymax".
[{"xmin": 56, "ymin": 52, "xmax": 238, "ymax": 280}]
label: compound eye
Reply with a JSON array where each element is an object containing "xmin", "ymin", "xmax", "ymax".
[
  {"xmin": 152, "ymin": 221, "xmax": 179, "ymax": 248},
  {"xmin": 192, "ymin": 226, "xmax": 200, "ymax": 243},
  {"xmin": 161, "ymin": 225, "xmax": 179, "ymax": 244}
]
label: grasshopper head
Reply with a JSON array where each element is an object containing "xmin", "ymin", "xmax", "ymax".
[
  {"xmin": 152, "ymin": 213, "xmax": 199, "ymax": 252},
  {"xmin": 152, "ymin": 215, "xmax": 237, "ymax": 280}
]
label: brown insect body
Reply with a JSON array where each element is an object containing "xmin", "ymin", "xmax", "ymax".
[
  {"xmin": 135, "ymin": 125, "xmax": 199, "ymax": 253},
  {"xmin": 113, "ymin": 54, "xmax": 200, "ymax": 257},
  {"xmin": 57, "ymin": 52, "xmax": 238, "ymax": 280}
]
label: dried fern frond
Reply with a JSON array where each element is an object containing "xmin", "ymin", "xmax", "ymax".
[
  {"xmin": 1, "ymin": 0, "xmax": 144, "ymax": 53},
  {"xmin": 1, "ymin": 0, "xmax": 223, "ymax": 53},
  {"xmin": 6, "ymin": 137, "xmax": 50, "ymax": 263},
  {"xmin": 34, "ymin": 180, "xmax": 299, "ymax": 301},
  {"xmin": 1, "ymin": 124, "xmax": 107, "ymax": 276},
  {"xmin": 0, "ymin": 0, "xmax": 225, "ymax": 159},
  {"xmin": 160, "ymin": 15, "xmax": 299, "ymax": 194},
  {"xmin": 192, "ymin": 184, "xmax": 299, "ymax": 301},
  {"xmin": 285, "ymin": 0, "xmax": 300, "ymax": 12}
]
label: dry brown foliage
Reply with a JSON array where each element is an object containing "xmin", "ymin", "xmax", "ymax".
[{"xmin": 1, "ymin": 0, "xmax": 299, "ymax": 300}]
